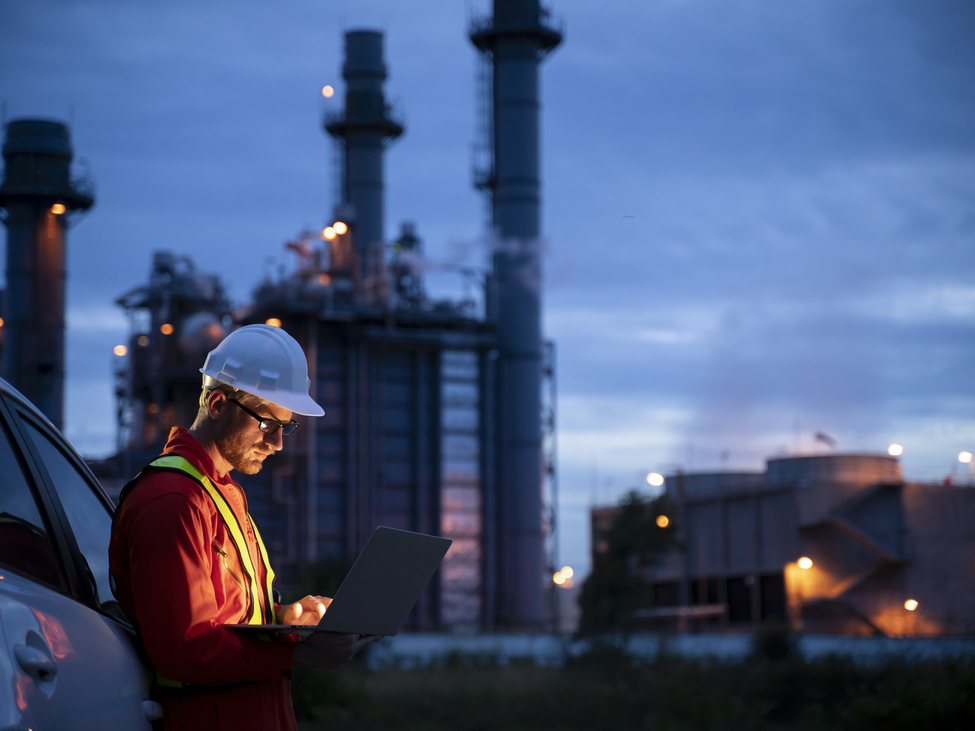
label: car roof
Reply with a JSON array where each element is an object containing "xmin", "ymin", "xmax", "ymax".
[{"xmin": 0, "ymin": 376, "xmax": 58, "ymax": 430}]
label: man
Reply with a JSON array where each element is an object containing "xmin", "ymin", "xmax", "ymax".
[{"xmin": 109, "ymin": 324, "xmax": 374, "ymax": 730}]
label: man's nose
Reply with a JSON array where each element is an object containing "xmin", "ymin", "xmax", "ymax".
[{"xmin": 265, "ymin": 427, "xmax": 285, "ymax": 451}]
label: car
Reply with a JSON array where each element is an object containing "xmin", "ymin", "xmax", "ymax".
[{"xmin": 0, "ymin": 377, "xmax": 156, "ymax": 729}]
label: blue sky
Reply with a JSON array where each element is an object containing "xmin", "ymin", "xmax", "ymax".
[{"xmin": 2, "ymin": 0, "xmax": 973, "ymax": 575}]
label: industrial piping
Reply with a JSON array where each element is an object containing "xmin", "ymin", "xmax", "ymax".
[
  {"xmin": 0, "ymin": 119, "xmax": 94, "ymax": 429},
  {"xmin": 325, "ymin": 31, "xmax": 403, "ymax": 286},
  {"xmin": 471, "ymin": 0, "xmax": 561, "ymax": 628}
]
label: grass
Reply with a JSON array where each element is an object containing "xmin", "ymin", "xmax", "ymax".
[{"xmin": 292, "ymin": 643, "xmax": 975, "ymax": 731}]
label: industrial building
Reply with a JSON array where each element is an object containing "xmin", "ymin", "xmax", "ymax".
[
  {"xmin": 84, "ymin": 0, "xmax": 565, "ymax": 631},
  {"xmin": 590, "ymin": 454, "xmax": 975, "ymax": 636}
]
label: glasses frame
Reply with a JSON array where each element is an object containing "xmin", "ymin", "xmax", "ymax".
[{"xmin": 229, "ymin": 399, "xmax": 300, "ymax": 436}]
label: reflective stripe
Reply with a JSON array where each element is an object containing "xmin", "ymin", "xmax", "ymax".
[{"xmin": 149, "ymin": 455, "xmax": 276, "ymax": 625}]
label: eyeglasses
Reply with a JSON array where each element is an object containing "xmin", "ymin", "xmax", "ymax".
[{"xmin": 229, "ymin": 399, "xmax": 300, "ymax": 436}]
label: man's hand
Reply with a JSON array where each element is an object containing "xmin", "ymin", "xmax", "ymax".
[
  {"xmin": 279, "ymin": 595, "xmax": 332, "ymax": 626},
  {"xmin": 290, "ymin": 632, "xmax": 380, "ymax": 670}
]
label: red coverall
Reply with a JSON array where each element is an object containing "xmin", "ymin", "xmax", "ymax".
[{"xmin": 109, "ymin": 427, "xmax": 297, "ymax": 730}]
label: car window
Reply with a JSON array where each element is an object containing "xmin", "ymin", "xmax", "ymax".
[
  {"xmin": 21, "ymin": 419, "xmax": 114, "ymax": 608},
  {"xmin": 0, "ymin": 418, "xmax": 64, "ymax": 589}
]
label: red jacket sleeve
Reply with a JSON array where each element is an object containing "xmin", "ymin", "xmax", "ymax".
[{"xmin": 125, "ymin": 491, "xmax": 294, "ymax": 685}]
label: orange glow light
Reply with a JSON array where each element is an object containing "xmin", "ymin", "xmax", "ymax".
[
  {"xmin": 646, "ymin": 472, "xmax": 664, "ymax": 487},
  {"xmin": 0, "ymin": 317, "xmax": 4, "ymax": 327},
  {"xmin": 265, "ymin": 318, "xmax": 282, "ymax": 328},
  {"xmin": 318, "ymin": 273, "xmax": 331, "ymax": 286},
  {"xmin": 323, "ymin": 227, "xmax": 336, "ymax": 240},
  {"xmin": 113, "ymin": 345, "xmax": 127, "ymax": 356},
  {"xmin": 51, "ymin": 203, "xmax": 66, "ymax": 215},
  {"xmin": 137, "ymin": 335, "xmax": 150, "ymax": 347},
  {"xmin": 333, "ymin": 221, "xmax": 348, "ymax": 235},
  {"xmin": 160, "ymin": 323, "xmax": 174, "ymax": 335},
  {"xmin": 553, "ymin": 572, "xmax": 565, "ymax": 585},
  {"xmin": 561, "ymin": 566, "xmax": 574, "ymax": 580},
  {"xmin": 656, "ymin": 515, "xmax": 670, "ymax": 528},
  {"xmin": 904, "ymin": 599, "xmax": 918, "ymax": 611},
  {"xmin": 147, "ymin": 403, "xmax": 160, "ymax": 415},
  {"xmin": 798, "ymin": 557, "xmax": 813, "ymax": 570},
  {"xmin": 322, "ymin": 85, "xmax": 334, "ymax": 98}
]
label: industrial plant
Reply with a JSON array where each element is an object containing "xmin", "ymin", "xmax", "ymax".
[{"xmin": 4, "ymin": 0, "xmax": 973, "ymax": 642}]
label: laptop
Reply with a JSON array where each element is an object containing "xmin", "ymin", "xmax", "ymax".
[{"xmin": 226, "ymin": 526, "xmax": 452, "ymax": 638}]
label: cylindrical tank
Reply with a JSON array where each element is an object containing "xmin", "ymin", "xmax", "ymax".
[
  {"xmin": 0, "ymin": 119, "xmax": 94, "ymax": 429},
  {"xmin": 471, "ymin": 0, "xmax": 561, "ymax": 628},
  {"xmin": 325, "ymin": 31, "xmax": 403, "ymax": 284}
]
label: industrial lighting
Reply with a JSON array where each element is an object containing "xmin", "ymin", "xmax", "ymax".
[
  {"xmin": 322, "ymin": 85, "xmax": 334, "ymax": 98},
  {"xmin": 904, "ymin": 599, "xmax": 918, "ymax": 611},
  {"xmin": 553, "ymin": 572, "xmax": 566, "ymax": 585},
  {"xmin": 798, "ymin": 557, "xmax": 813, "ymax": 570},
  {"xmin": 323, "ymin": 227, "xmax": 336, "ymax": 240},
  {"xmin": 888, "ymin": 444, "xmax": 904, "ymax": 456},
  {"xmin": 265, "ymin": 318, "xmax": 282, "ymax": 328},
  {"xmin": 160, "ymin": 323, "xmax": 174, "ymax": 335},
  {"xmin": 333, "ymin": 221, "xmax": 348, "ymax": 235},
  {"xmin": 113, "ymin": 345, "xmax": 127, "ymax": 356},
  {"xmin": 137, "ymin": 335, "xmax": 150, "ymax": 347},
  {"xmin": 646, "ymin": 472, "xmax": 664, "ymax": 487},
  {"xmin": 960, "ymin": 452, "xmax": 973, "ymax": 464},
  {"xmin": 561, "ymin": 566, "xmax": 574, "ymax": 580},
  {"xmin": 51, "ymin": 203, "xmax": 66, "ymax": 215},
  {"xmin": 656, "ymin": 515, "xmax": 670, "ymax": 528}
]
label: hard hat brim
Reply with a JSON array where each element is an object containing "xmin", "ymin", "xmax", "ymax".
[{"xmin": 207, "ymin": 375, "xmax": 325, "ymax": 417}]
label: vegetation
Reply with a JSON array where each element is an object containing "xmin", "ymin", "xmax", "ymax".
[
  {"xmin": 577, "ymin": 489, "xmax": 680, "ymax": 633},
  {"xmin": 292, "ymin": 640, "xmax": 975, "ymax": 731}
]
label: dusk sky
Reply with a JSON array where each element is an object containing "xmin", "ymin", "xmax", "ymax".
[{"xmin": 2, "ymin": 0, "xmax": 973, "ymax": 574}]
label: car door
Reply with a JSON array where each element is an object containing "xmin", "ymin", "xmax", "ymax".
[{"xmin": 0, "ymin": 392, "xmax": 152, "ymax": 729}]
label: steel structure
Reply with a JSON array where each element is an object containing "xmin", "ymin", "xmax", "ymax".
[
  {"xmin": 470, "ymin": 0, "xmax": 562, "ymax": 628},
  {"xmin": 0, "ymin": 119, "xmax": 94, "ymax": 430}
]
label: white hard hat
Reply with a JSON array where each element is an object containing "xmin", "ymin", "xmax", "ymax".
[{"xmin": 200, "ymin": 324, "xmax": 324, "ymax": 416}]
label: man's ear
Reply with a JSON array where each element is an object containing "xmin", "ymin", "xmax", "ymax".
[{"xmin": 206, "ymin": 389, "xmax": 230, "ymax": 421}]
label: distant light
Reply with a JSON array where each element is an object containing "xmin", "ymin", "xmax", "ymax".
[
  {"xmin": 798, "ymin": 557, "xmax": 813, "ymax": 570},
  {"xmin": 646, "ymin": 472, "xmax": 664, "ymax": 487},
  {"xmin": 160, "ymin": 323, "xmax": 174, "ymax": 335},
  {"xmin": 960, "ymin": 451, "xmax": 973, "ymax": 464},
  {"xmin": 317, "ymin": 273, "xmax": 331, "ymax": 286},
  {"xmin": 265, "ymin": 318, "xmax": 282, "ymax": 328},
  {"xmin": 553, "ymin": 572, "xmax": 565, "ymax": 585},
  {"xmin": 333, "ymin": 221, "xmax": 348, "ymax": 235},
  {"xmin": 51, "ymin": 203, "xmax": 66, "ymax": 215},
  {"xmin": 560, "ymin": 566, "xmax": 574, "ymax": 579},
  {"xmin": 904, "ymin": 599, "xmax": 918, "ymax": 611},
  {"xmin": 323, "ymin": 227, "xmax": 336, "ymax": 240},
  {"xmin": 147, "ymin": 403, "xmax": 160, "ymax": 415},
  {"xmin": 888, "ymin": 444, "xmax": 904, "ymax": 456},
  {"xmin": 322, "ymin": 85, "xmax": 334, "ymax": 98},
  {"xmin": 113, "ymin": 345, "xmax": 127, "ymax": 357},
  {"xmin": 656, "ymin": 515, "xmax": 670, "ymax": 528},
  {"xmin": 137, "ymin": 335, "xmax": 150, "ymax": 347},
  {"xmin": 0, "ymin": 317, "xmax": 4, "ymax": 328}
]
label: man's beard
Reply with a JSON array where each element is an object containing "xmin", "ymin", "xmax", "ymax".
[{"xmin": 214, "ymin": 415, "xmax": 269, "ymax": 475}]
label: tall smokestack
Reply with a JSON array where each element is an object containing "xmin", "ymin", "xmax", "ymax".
[
  {"xmin": 0, "ymin": 119, "xmax": 94, "ymax": 429},
  {"xmin": 471, "ymin": 1, "xmax": 561, "ymax": 628},
  {"xmin": 325, "ymin": 30, "xmax": 404, "ymax": 283}
]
